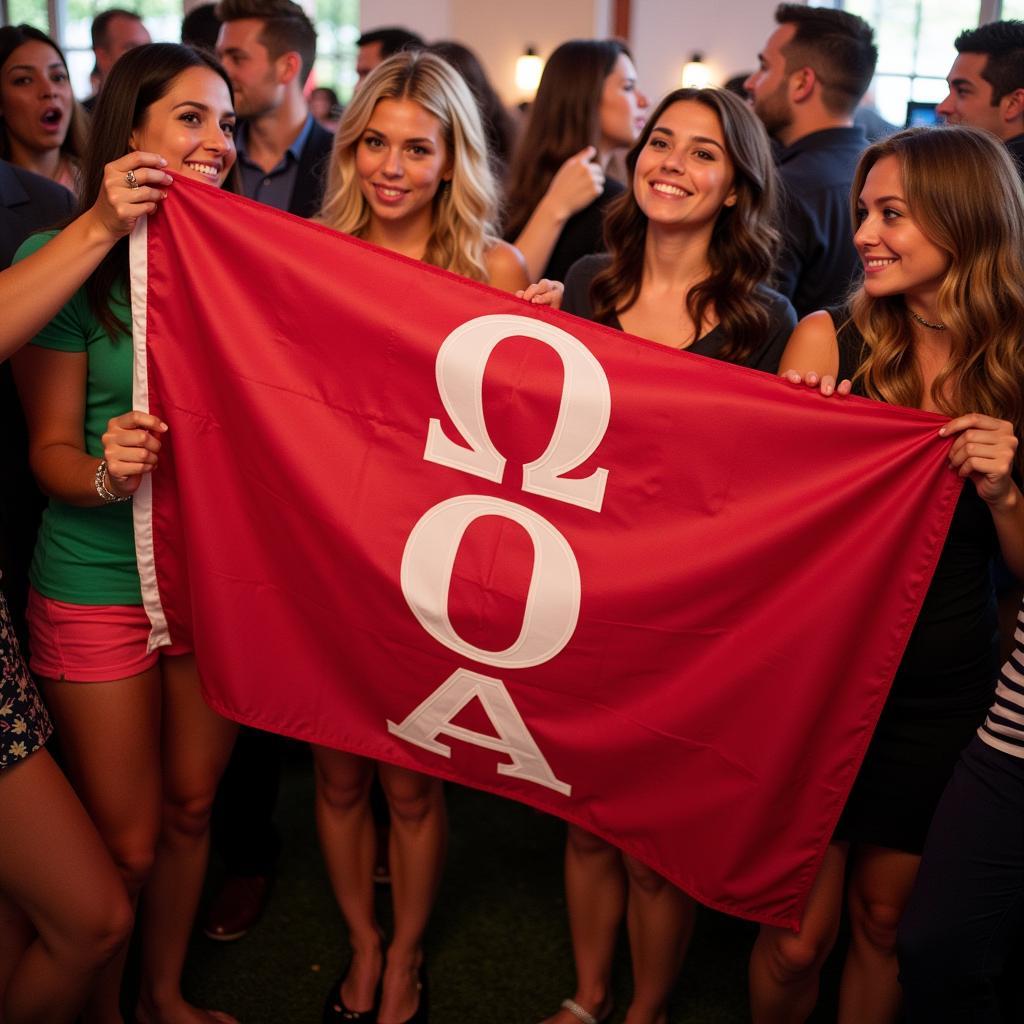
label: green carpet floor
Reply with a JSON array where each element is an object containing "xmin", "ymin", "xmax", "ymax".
[{"xmin": 179, "ymin": 750, "xmax": 821, "ymax": 1023}]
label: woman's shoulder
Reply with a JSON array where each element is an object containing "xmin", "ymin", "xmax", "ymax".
[
  {"xmin": 485, "ymin": 239, "xmax": 530, "ymax": 292},
  {"xmin": 778, "ymin": 308, "xmax": 841, "ymax": 375}
]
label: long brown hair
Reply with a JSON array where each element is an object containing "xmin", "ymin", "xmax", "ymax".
[
  {"xmin": 502, "ymin": 39, "xmax": 629, "ymax": 239},
  {"xmin": 590, "ymin": 88, "xmax": 781, "ymax": 364},
  {"xmin": 848, "ymin": 126, "xmax": 1024, "ymax": 450},
  {"xmin": 79, "ymin": 43, "xmax": 236, "ymax": 340},
  {"xmin": 426, "ymin": 41, "xmax": 517, "ymax": 179}
]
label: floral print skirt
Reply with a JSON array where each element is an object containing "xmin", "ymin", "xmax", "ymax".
[{"xmin": 0, "ymin": 590, "xmax": 52, "ymax": 771}]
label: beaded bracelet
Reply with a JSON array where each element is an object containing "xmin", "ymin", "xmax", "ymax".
[{"xmin": 94, "ymin": 459, "xmax": 131, "ymax": 503}]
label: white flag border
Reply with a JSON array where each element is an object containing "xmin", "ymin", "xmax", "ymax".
[{"xmin": 129, "ymin": 216, "xmax": 171, "ymax": 653}]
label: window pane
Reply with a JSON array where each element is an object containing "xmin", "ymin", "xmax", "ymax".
[
  {"xmin": 312, "ymin": 0, "xmax": 358, "ymax": 102},
  {"xmin": 62, "ymin": 0, "xmax": 180, "ymax": 99},
  {"xmin": 914, "ymin": 0, "xmax": 978, "ymax": 77},
  {"xmin": 874, "ymin": 75, "xmax": 912, "ymax": 125},
  {"xmin": 910, "ymin": 76, "xmax": 948, "ymax": 103},
  {"xmin": 8, "ymin": 0, "xmax": 49, "ymax": 31},
  {"xmin": 1000, "ymin": 0, "xmax": 1024, "ymax": 16}
]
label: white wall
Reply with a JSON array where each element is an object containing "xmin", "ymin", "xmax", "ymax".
[
  {"xmin": 357, "ymin": 0, "xmax": 787, "ymax": 105},
  {"xmin": 358, "ymin": 0, "xmax": 452, "ymax": 41},
  {"xmin": 630, "ymin": 0, "xmax": 784, "ymax": 99},
  {"xmin": 450, "ymin": 0, "xmax": 612, "ymax": 105}
]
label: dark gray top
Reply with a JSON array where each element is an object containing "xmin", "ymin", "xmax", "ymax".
[
  {"xmin": 562, "ymin": 253, "xmax": 796, "ymax": 374},
  {"xmin": 234, "ymin": 115, "xmax": 334, "ymax": 219}
]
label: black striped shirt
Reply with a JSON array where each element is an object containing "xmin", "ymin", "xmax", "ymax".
[{"xmin": 980, "ymin": 606, "xmax": 1024, "ymax": 758}]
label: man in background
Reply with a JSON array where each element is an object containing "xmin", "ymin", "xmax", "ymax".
[
  {"xmin": 0, "ymin": 161, "xmax": 74, "ymax": 648},
  {"xmin": 937, "ymin": 20, "xmax": 1024, "ymax": 176},
  {"xmin": 83, "ymin": 9, "xmax": 151, "ymax": 110},
  {"xmin": 216, "ymin": 0, "xmax": 333, "ymax": 218},
  {"xmin": 746, "ymin": 4, "xmax": 876, "ymax": 316},
  {"xmin": 355, "ymin": 25, "xmax": 423, "ymax": 86}
]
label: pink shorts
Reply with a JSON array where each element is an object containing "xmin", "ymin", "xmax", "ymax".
[{"xmin": 26, "ymin": 588, "xmax": 187, "ymax": 683}]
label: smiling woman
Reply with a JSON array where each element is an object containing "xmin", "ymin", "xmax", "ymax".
[
  {"xmin": 0, "ymin": 24, "xmax": 87, "ymax": 193},
  {"xmin": 314, "ymin": 48, "xmax": 530, "ymax": 1024},
  {"xmin": 127, "ymin": 67, "xmax": 236, "ymax": 186},
  {"xmin": 756, "ymin": 125, "xmax": 1024, "ymax": 1024},
  {"xmin": 546, "ymin": 86, "xmax": 794, "ymax": 1024}
]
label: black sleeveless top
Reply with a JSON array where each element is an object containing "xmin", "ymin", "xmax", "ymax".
[{"xmin": 830, "ymin": 309, "xmax": 1000, "ymax": 713}]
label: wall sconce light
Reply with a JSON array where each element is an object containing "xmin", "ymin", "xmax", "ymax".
[
  {"xmin": 515, "ymin": 46, "xmax": 544, "ymax": 97},
  {"xmin": 681, "ymin": 52, "xmax": 712, "ymax": 89}
]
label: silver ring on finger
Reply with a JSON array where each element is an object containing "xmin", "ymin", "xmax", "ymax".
[{"xmin": 125, "ymin": 170, "xmax": 140, "ymax": 189}]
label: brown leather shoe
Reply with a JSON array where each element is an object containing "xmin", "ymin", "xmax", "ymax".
[{"xmin": 202, "ymin": 874, "xmax": 271, "ymax": 942}]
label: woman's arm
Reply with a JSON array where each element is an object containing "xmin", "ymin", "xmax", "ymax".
[
  {"xmin": 511, "ymin": 147, "xmax": 604, "ymax": 281},
  {"xmin": 14, "ymin": 345, "xmax": 167, "ymax": 507},
  {"xmin": 941, "ymin": 414, "xmax": 1024, "ymax": 579},
  {"xmin": 516, "ymin": 278, "xmax": 564, "ymax": 309},
  {"xmin": 0, "ymin": 152, "xmax": 171, "ymax": 364},
  {"xmin": 486, "ymin": 239, "xmax": 530, "ymax": 293},
  {"xmin": 778, "ymin": 310, "xmax": 848, "ymax": 396}
]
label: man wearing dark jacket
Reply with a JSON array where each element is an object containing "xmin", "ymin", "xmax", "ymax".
[
  {"xmin": 0, "ymin": 162, "xmax": 75, "ymax": 646},
  {"xmin": 216, "ymin": 0, "xmax": 332, "ymax": 218},
  {"xmin": 746, "ymin": 4, "xmax": 877, "ymax": 317}
]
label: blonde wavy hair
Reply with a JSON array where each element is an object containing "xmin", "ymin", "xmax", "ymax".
[
  {"xmin": 848, "ymin": 126, "xmax": 1024, "ymax": 450},
  {"xmin": 319, "ymin": 50, "xmax": 500, "ymax": 282}
]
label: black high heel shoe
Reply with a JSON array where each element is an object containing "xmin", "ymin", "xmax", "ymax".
[
  {"xmin": 381, "ymin": 964, "xmax": 428, "ymax": 1024},
  {"xmin": 322, "ymin": 961, "xmax": 381, "ymax": 1024}
]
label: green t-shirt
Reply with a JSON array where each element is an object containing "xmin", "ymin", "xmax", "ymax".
[{"xmin": 15, "ymin": 232, "xmax": 141, "ymax": 606}]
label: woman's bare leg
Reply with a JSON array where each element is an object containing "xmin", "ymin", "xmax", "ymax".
[
  {"xmin": 622, "ymin": 856, "xmax": 697, "ymax": 1024},
  {"xmin": 42, "ymin": 671, "xmax": 162, "ymax": 1024},
  {"xmin": 749, "ymin": 842, "xmax": 848, "ymax": 1024},
  {"xmin": 0, "ymin": 749, "xmax": 132, "ymax": 1024},
  {"xmin": 376, "ymin": 763, "xmax": 446, "ymax": 1024},
  {"xmin": 839, "ymin": 844, "xmax": 919, "ymax": 1024},
  {"xmin": 540, "ymin": 826, "xmax": 625, "ymax": 1024},
  {"xmin": 135, "ymin": 654, "xmax": 238, "ymax": 1024},
  {"xmin": 313, "ymin": 747, "xmax": 381, "ymax": 1013}
]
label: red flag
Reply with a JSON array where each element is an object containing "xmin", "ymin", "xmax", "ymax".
[{"xmin": 130, "ymin": 175, "xmax": 961, "ymax": 928}]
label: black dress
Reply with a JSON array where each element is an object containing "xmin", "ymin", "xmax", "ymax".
[
  {"xmin": 513, "ymin": 180, "xmax": 624, "ymax": 284},
  {"xmin": 830, "ymin": 309, "xmax": 1000, "ymax": 853},
  {"xmin": 562, "ymin": 253, "xmax": 797, "ymax": 374}
]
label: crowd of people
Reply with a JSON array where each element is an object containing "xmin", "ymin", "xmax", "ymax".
[{"xmin": 0, "ymin": 2, "xmax": 1023, "ymax": 1022}]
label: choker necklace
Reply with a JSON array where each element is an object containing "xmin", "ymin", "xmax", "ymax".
[{"xmin": 910, "ymin": 309, "xmax": 946, "ymax": 331}]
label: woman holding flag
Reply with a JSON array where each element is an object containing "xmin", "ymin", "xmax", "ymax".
[
  {"xmin": 0, "ymin": 150, "xmax": 167, "ymax": 1024},
  {"xmin": 535, "ymin": 86, "xmax": 794, "ymax": 1024},
  {"xmin": 12, "ymin": 43, "xmax": 242, "ymax": 1024},
  {"xmin": 755, "ymin": 125, "xmax": 1024, "ymax": 1023},
  {"xmin": 314, "ymin": 49, "xmax": 532, "ymax": 1024}
]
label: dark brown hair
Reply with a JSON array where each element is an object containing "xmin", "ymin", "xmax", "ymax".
[
  {"xmin": 502, "ymin": 38, "xmax": 630, "ymax": 239},
  {"xmin": 590, "ymin": 87, "xmax": 782, "ymax": 365},
  {"xmin": 91, "ymin": 9, "xmax": 144, "ymax": 49},
  {"xmin": 775, "ymin": 2, "xmax": 877, "ymax": 116},
  {"xmin": 954, "ymin": 20, "xmax": 1024, "ymax": 102},
  {"xmin": 427, "ymin": 41, "xmax": 517, "ymax": 178},
  {"xmin": 81, "ymin": 43, "xmax": 236, "ymax": 340},
  {"xmin": 215, "ymin": 0, "xmax": 316, "ymax": 82}
]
